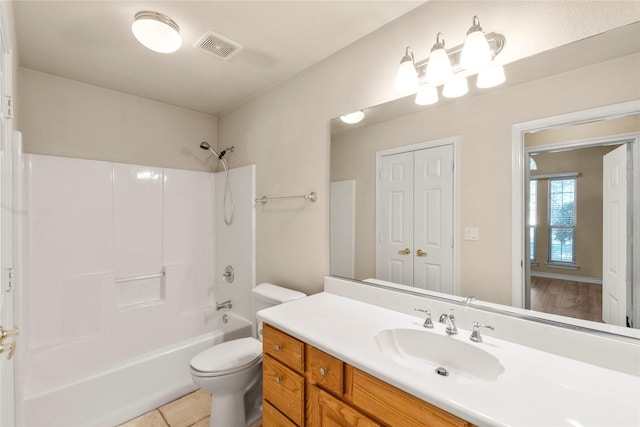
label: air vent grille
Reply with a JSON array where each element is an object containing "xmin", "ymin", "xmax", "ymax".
[{"xmin": 194, "ymin": 31, "xmax": 243, "ymax": 61}]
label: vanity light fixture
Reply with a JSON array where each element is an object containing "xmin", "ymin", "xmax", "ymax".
[
  {"xmin": 425, "ymin": 33, "xmax": 452, "ymax": 85},
  {"xmin": 132, "ymin": 11, "xmax": 182, "ymax": 53},
  {"xmin": 394, "ymin": 47, "xmax": 418, "ymax": 93},
  {"xmin": 476, "ymin": 63, "xmax": 506, "ymax": 88},
  {"xmin": 460, "ymin": 16, "xmax": 492, "ymax": 71},
  {"xmin": 340, "ymin": 110, "xmax": 365, "ymax": 124},
  {"xmin": 415, "ymin": 84, "xmax": 438, "ymax": 105},
  {"xmin": 442, "ymin": 76, "xmax": 469, "ymax": 98},
  {"xmin": 394, "ymin": 15, "xmax": 505, "ymax": 105}
]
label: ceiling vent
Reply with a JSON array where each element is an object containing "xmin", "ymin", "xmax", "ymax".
[{"xmin": 194, "ymin": 31, "xmax": 243, "ymax": 61}]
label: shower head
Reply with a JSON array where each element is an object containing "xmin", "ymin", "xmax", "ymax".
[
  {"xmin": 199, "ymin": 142, "xmax": 233, "ymax": 161},
  {"xmin": 200, "ymin": 141, "xmax": 222, "ymax": 159},
  {"xmin": 218, "ymin": 146, "xmax": 235, "ymax": 159}
]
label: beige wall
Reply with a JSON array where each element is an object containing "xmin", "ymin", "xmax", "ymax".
[
  {"xmin": 17, "ymin": 68, "xmax": 218, "ymax": 171},
  {"xmin": 219, "ymin": 2, "xmax": 640, "ymax": 298}
]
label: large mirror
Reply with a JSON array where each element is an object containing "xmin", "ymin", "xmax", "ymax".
[{"xmin": 330, "ymin": 22, "xmax": 640, "ymax": 339}]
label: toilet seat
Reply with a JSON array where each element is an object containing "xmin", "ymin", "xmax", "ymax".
[{"xmin": 190, "ymin": 337, "xmax": 262, "ymax": 377}]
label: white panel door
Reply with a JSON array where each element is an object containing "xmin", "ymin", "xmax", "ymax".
[
  {"xmin": 602, "ymin": 145, "xmax": 628, "ymax": 326},
  {"xmin": 380, "ymin": 152, "xmax": 414, "ymax": 285},
  {"xmin": 414, "ymin": 145, "xmax": 454, "ymax": 292}
]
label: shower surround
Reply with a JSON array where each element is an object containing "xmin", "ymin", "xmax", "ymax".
[{"xmin": 16, "ymin": 154, "xmax": 255, "ymax": 426}]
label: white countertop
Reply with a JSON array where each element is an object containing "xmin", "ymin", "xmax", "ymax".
[{"xmin": 258, "ymin": 292, "xmax": 640, "ymax": 427}]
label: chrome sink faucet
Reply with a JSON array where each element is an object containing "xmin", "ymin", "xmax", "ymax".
[
  {"xmin": 470, "ymin": 321, "xmax": 495, "ymax": 343},
  {"xmin": 414, "ymin": 308, "xmax": 434, "ymax": 328},
  {"xmin": 439, "ymin": 311, "xmax": 458, "ymax": 335}
]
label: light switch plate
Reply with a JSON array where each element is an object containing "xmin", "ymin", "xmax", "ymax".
[{"xmin": 464, "ymin": 227, "xmax": 480, "ymax": 241}]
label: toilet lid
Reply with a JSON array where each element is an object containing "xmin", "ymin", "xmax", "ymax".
[{"xmin": 190, "ymin": 337, "xmax": 262, "ymax": 376}]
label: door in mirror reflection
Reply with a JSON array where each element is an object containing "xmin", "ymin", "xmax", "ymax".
[
  {"xmin": 378, "ymin": 144, "xmax": 454, "ymax": 293},
  {"xmin": 602, "ymin": 144, "xmax": 629, "ymax": 327}
]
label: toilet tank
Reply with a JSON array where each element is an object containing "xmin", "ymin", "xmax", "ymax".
[{"xmin": 252, "ymin": 283, "xmax": 306, "ymax": 337}]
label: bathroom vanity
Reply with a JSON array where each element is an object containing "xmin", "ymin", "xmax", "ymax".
[
  {"xmin": 259, "ymin": 290, "xmax": 640, "ymax": 426},
  {"xmin": 262, "ymin": 323, "xmax": 471, "ymax": 426}
]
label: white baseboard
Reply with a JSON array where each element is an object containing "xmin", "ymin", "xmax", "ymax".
[{"xmin": 531, "ymin": 271, "xmax": 602, "ymax": 285}]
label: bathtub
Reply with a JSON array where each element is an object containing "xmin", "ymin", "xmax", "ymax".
[{"xmin": 19, "ymin": 312, "xmax": 253, "ymax": 427}]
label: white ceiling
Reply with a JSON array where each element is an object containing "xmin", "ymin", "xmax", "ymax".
[{"xmin": 12, "ymin": 1, "xmax": 424, "ymax": 116}]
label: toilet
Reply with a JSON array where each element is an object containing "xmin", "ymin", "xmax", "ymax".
[{"xmin": 190, "ymin": 283, "xmax": 306, "ymax": 427}]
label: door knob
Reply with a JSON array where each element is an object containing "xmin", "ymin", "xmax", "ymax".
[
  {"xmin": 0, "ymin": 342, "xmax": 16, "ymax": 360},
  {"xmin": 398, "ymin": 248, "xmax": 411, "ymax": 255},
  {"xmin": 416, "ymin": 249, "xmax": 427, "ymax": 257},
  {"xmin": 0, "ymin": 326, "xmax": 19, "ymax": 343}
]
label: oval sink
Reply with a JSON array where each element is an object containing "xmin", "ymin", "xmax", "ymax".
[{"xmin": 374, "ymin": 328, "xmax": 505, "ymax": 383}]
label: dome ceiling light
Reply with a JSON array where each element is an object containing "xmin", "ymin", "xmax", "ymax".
[{"xmin": 132, "ymin": 11, "xmax": 182, "ymax": 54}]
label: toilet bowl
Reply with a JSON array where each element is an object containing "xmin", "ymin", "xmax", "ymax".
[{"xmin": 189, "ymin": 283, "xmax": 306, "ymax": 427}]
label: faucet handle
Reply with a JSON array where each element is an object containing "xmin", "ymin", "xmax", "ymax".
[
  {"xmin": 470, "ymin": 321, "xmax": 495, "ymax": 343},
  {"xmin": 414, "ymin": 308, "xmax": 434, "ymax": 329}
]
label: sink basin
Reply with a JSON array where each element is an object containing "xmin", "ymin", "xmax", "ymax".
[{"xmin": 374, "ymin": 328, "xmax": 505, "ymax": 383}]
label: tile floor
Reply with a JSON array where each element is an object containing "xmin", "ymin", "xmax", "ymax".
[{"xmin": 118, "ymin": 390, "xmax": 262, "ymax": 427}]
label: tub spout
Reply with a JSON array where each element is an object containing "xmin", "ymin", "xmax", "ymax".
[{"xmin": 216, "ymin": 300, "xmax": 232, "ymax": 310}]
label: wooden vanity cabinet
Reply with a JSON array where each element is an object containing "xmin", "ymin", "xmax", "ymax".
[{"xmin": 262, "ymin": 323, "xmax": 473, "ymax": 427}]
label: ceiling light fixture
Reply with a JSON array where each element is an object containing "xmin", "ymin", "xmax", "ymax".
[
  {"xmin": 132, "ymin": 11, "xmax": 182, "ymax": 53},
  {"xmin": 340, "ymin": 111, "xmax": 365, "ymax": 124},
  {"xmin": 394, "ymin": 15, "xmax": 505, "ymax": 106}
]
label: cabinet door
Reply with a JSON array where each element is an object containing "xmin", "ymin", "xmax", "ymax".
[
  {"xmin": 310, "ymin": 386, "xmax": 380, "ymax": 427},
  {"xmin": 263, "ymin": 354, "xmax": 305, "ymax": 426},
  {"xmin": 263, "ymin": 400, "xmax": 298, "ymax": 427},
  {"xmin": 345, "ymin": 366, "xmax": 472, "ymax": 427}
]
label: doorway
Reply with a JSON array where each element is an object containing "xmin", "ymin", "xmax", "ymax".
[
  {"xmin": 512, "ymin": 101, "xmax": 640, "ymax": 330},
  {"xmin": 525, "ymin": 142, "xmax": 629, "ymax": 324}
]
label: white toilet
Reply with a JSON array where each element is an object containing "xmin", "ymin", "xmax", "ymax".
[{"xmin": 190, "ymin": 283, "xmax": 306, "ymax": 427}]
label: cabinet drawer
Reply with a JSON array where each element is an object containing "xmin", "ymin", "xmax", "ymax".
[
  {"xmin": 306, "ymin": 345, "xmax": 343, "ymax": 396},
  {"xmin": 263, "ymin": 400, "xmax": 298, "ymax": 427},
  {"xmin": 263, "ymin": 354, "xmax": 305, "ymax": 426},
  {"xmin": 263, "ymin": 323, "xmax": 305, "ymax": 373},
  {"xmin": 345, "ymin": 366, "xmax": 472, "ymax": 427}
]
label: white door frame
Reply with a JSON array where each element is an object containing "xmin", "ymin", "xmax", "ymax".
[
  {"xmin": 512, "ymin": 101, "xmax": 640, "ymax": 328},
  {"xmin": 376, "ymin": 136, "xmax": 461, "ymax": 296},
  {"xmin": 0, "ymin": 2, "xmax": 14, "ymax": 425}
]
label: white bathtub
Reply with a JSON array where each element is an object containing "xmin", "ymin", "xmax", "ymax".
[{"xmin": 19, "ymin": 312, "xmax": 253, "ymax": 427}]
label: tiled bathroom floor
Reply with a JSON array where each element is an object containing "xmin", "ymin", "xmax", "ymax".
[{"xmin": 118, "ymin": 390, "xmax": 263, "ymax": 427}]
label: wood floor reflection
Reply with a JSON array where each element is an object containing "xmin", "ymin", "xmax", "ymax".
[{"xmin": 530, "ymin": 276, "xmax": 603, "ymax": 323}]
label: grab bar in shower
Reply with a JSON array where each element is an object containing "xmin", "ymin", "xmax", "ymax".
[
  {"xmin": 115, "ymin": 270, "xmax": 165, "ymax": 284},
  {"xmin": 255, "ymin": 191, "xmax": 318, "ymax": 205}
]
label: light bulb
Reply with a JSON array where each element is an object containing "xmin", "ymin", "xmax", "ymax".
[
  {"xmin": 477, "ymin": 64, "xmax": 506, "ymax": 88},
  {"xmin": 460, "ymin": 16, "xmax": 492, "ymax": 70},
  {"xmin": 395, "ymin": 47, "xmax": 418, "ymax": 93},
  {"xmin": 442, "ymin": 77, "xmax": 468, "ymax": 98},
  {"xmin": 415, "ymin": 85, "xmax": 438, "ymax": 105},
  {"xmin": 425, "ymin": 33, "xmax": 452, "ymax": 85}
]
